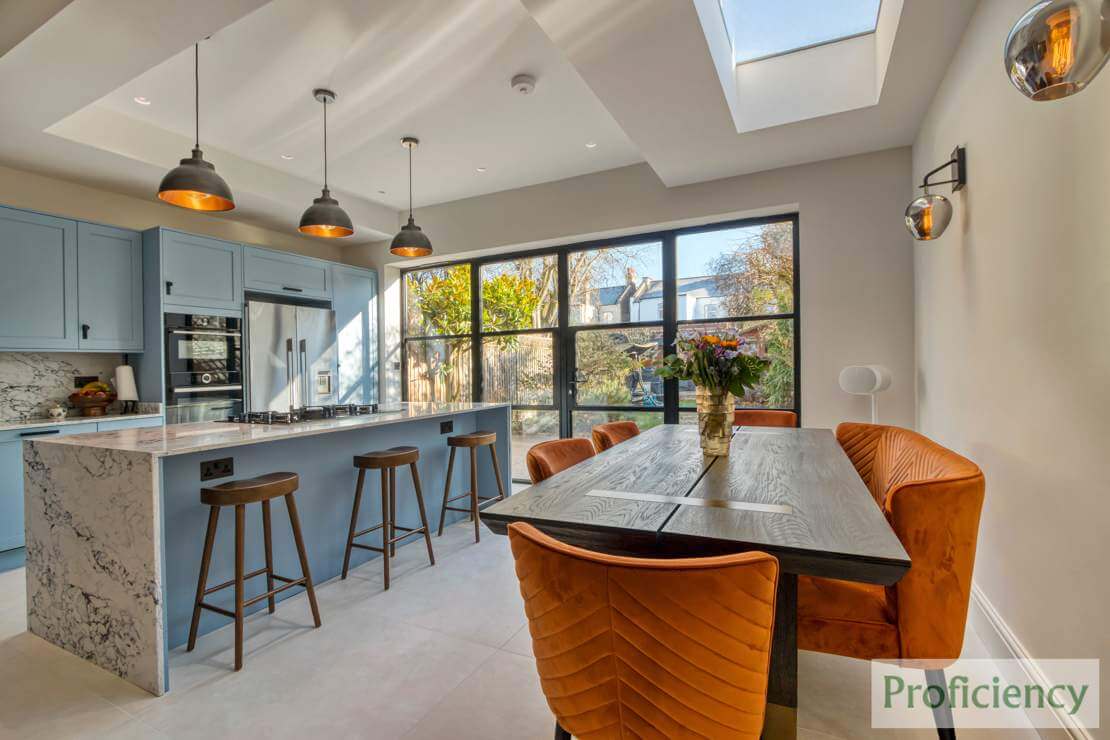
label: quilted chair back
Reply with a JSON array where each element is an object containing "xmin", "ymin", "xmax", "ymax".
[
  {"xmin": 508, "ymin": 522, "xmax": 779, "ymax": 739},
  {"xmin": 591, "ymin": 421, "xmax": 641, "ymax": 451},
  {"xmin": 526, "ymin": 438, "xmax": 596, "ymax": 483},
  {"xmin": 836, "ymin": 423, "xmax": 985, "ymax": 660}
]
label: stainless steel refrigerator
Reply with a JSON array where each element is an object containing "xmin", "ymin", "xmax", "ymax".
[{"xmin": 246, "ymin": 300, "xmax": 339, "ymax": 412}]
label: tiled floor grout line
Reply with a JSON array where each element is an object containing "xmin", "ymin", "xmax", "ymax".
[{"xmin": 397, "ymin": 647, "xmax": 505, "ymax": 739}]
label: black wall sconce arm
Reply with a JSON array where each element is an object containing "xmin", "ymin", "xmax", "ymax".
[{"xmin": 918, "ymin": 146, "xmax": 967, "ymax": 193}]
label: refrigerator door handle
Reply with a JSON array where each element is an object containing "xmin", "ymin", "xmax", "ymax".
[
  {"xmin": 285, "ymin": 337, "xmax": 295, "ymax": 412},
  {"xmin": 299, "ymin": 339, "xmax": 309, "ymax": 407}
]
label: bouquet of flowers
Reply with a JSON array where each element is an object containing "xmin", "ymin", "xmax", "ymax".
[{"xmin": 656, "ymin": 329, "xmax": 768, "ymax": 398}]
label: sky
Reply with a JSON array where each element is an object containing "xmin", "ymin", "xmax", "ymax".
[
  {"xmin": 453, "ymin": 222, "xmax": 788, "ymax": 302},
  {"xmin": 720, "ymin": 0, "xmax": 881, "ymax": 64},
  {"xmin": 593, "ymin": 224, "xmax": 766, "ymax": 285}
]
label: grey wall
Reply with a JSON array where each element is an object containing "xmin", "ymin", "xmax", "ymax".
[{"xmin": 914, "ymin": 0, "xmax": 1110, "ymax": 734}]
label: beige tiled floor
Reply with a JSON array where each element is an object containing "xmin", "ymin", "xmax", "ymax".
[{"xmin": 0, "ymin": 523, "xmax": 1036, "ymax": 739}]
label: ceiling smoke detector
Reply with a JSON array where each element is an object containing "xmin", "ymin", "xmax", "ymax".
[{"xmin": 511, "ymin": 74, "xmax": 536, "ymax": 95}]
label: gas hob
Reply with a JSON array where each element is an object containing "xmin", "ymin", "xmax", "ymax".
[{"xmin": 223, "ymin": 403, "xmax": 382, "ymax": 425}]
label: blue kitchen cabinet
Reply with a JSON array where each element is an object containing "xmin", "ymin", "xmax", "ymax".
[
  {"xmin": 332, "ymin": 264, "xmax": 378, "ymax": 405},
  {"xmin": 77, "ymin": 222, "xmax": 143, "ymax": 351},
  {"xmin": 243, "ymin": 246, "xmax": 331, "ymax": 300},
  {"xmin": 0, "ymin": 422, "xmax": 98, "ymax": 551},
  {"xmin": 159, "ymin": 229, "xmax": 243, "ymax": 312},
  {"xmin": 0, "ymin": 439, "xmax": 21, "ymax": 550},
  {"xmin": 0, "ymin": 206, "xmax": 78, "ymax": 350}
]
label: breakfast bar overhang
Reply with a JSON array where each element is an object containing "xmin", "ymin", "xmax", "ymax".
[{"xmin": 22, "ymin": 402, "xmax": 510, "ymax": 695}]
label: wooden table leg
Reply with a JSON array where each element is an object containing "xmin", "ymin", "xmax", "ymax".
[{"xmin": 765, "ymin": 572, "xmax": 797, "ymax": 739}]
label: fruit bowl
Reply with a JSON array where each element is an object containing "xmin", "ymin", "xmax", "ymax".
[{"xmin": 68, "ymin": 392, "xmax": 117, "ymax": 417}]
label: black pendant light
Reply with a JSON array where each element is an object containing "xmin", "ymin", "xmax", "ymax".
[
  {"xmin": 299, "ymin": 88, "xmax": 354, "ymax": 238},
  {"xmin": 157, "ymin": 43, "xmax": 235, "ymax": 211},
  {"xmin": 390, "ymin": 137, "xmax": 433, "ymax": 257}
]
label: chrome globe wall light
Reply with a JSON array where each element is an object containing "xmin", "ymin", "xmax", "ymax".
[
  {"xmin": 1005, "ymin": 0, "xmax": 1110, "ymax": 101},
  {"xmin": 905, "ymin": 147, "xmax": 966, "ymax": 241}
]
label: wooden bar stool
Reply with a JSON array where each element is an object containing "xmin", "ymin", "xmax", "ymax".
[
  {"xmin": 187, "ymin": 472, "xmax": 322, "ymax": 671},
  {"xmin": 438, "ymin": 431, "xmax": 507, "ymax": 543},
  {"xmin": 342, "ymin": 446, "xmax": 435, "ymax": 590}
]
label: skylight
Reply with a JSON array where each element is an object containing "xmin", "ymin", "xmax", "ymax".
[{"xmin": 720, "ymin": 0, "xmax": 882, "ymax": 65}]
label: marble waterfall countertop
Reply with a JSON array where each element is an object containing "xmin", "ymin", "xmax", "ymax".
[
  {"xmin": 0, "ymin": 412, "xmax": 163, "ymax": 433},
  {"xmin": 28, "ymin": 402, "xmax": 509, "ymax": 457},
  {"xmin": 23, "ymin": 401, "xmax": 512, "ymax": 695}
]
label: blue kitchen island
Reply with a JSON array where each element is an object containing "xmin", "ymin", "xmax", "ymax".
[{"xmin": 22, "ymin": 402, "xmax": 510, "ymax": 695}]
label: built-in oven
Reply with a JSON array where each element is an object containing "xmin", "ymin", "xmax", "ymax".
[{"xmin": 164, "ymin": 313, "xmax": 244, "ymax": 424}]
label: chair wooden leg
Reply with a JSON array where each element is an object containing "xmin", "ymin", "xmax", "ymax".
[
  {"xmin": 554, "ymin": 720, "xmax": 571, "ymax": 739},
  {"xmin": 285, "ymin": 494, "xmax": 321, "ymax": 628},
  {"xmin": 261, "ymin": 499, "xmax": 275, "ymax": 614},
  {"xmin": 342, "ymin": 468, "xmax": 365, "ymax": 579},
  {"xmin": 187, "ymin": 505, "xmax": 219, "ymax": 652},
  {"xmin": 469, "ymin": 447, "xmax": 479, "ymax": 543},
  {"xmin": 437, "ymin": 447, "xmax": 456, "ymax": 536},
  {"xmin": 380, "ymin": 468, "xmax": 391, "ymax": 589},
  {"xmin": 488, "ymin": 442, "xmax": 506, "ymax": 502},
  {"xmin": 925, "ymin": 669, "xmax": 957, "ymax": 740},
  {"xmin": 388, "ymin": 466, "xmax": 397, "ymax": 557},
  {"xmin": 233, "ymin": 504, "xmax": 245, "ymax": 671},
  {"xmin": 409, "ymin": 462, "xmax": 435, "ymax": 566}
]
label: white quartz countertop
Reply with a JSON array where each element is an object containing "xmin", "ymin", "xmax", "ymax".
[
  {"xmin": 29, "ymin": 402, "xmax": 509, "ymax": 457},
  {"xmin": 0, "ymin": 412, "xmax": 163, "ymax": 433}
]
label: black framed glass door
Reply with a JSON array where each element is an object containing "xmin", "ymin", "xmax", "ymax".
[
  {"xmin": 563, "ymin": 239, "xmax": 667, "ymax": 439},
  {"xmin": 477, "ymin": 254, "xmax": 560, "ymax": 481},
  {"xmin": 401, "ymin": 214, "xmax": 801, "ymax": 482}
]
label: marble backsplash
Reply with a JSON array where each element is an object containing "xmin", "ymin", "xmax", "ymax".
[{"xmin": 0, "ymin": 352, "xmax": 124, "ymax": 421}]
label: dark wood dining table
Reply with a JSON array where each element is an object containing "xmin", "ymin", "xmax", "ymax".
[{"xmin": 481, "ymin": 424, "xmax": 911, "ymax": 739}]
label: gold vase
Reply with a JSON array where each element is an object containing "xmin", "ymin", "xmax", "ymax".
[{"xmin": 695, "ymin": 387, "xmax": 732, "ymax": 456}]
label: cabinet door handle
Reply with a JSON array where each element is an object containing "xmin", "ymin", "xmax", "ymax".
[
  {"xmin": 81, "ymin": 323, "xmax": 90, "ymax": 340},
  {"xmin": 165, "ymin": 280, "xmax": 173, "ymax": 296},
  {"xmin": 282, "ymin": 286, "xmax": 303, "ymax": 293},
  {"xmin": 20, "ymin": 429, "xmax": 61, "ymax": 437}
]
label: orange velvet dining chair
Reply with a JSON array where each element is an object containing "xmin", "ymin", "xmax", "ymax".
[
  {"xmin": 733, "ymin": 409, "xmax": 798, "ymax": 428},
  {"xmin": 525, "ymin": 438, "xmax": 596, "ymax": 483},
  {"xmin": 590, "ymin": 420, "xmax": 640, "ymax": 451},
  {"xmin": 507, "ymin": 522, "xmax": 780, "ymax": 740},
  {"xmin": 799, "ymin": 422, "xmax": 985, "ymax": 740}
]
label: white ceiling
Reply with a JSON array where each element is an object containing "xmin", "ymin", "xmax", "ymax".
[
  {"xmin": 0, "ymin": 0, "xmax": 978, "ymax": 244},
  {"xmin": 88, "ymin": 0, "xmax": 642, "ymax": 212}
]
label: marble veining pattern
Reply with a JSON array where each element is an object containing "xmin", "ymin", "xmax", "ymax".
[
  {"xmin": 32, "ymin": 401, "xmax": 510, "ymax": 457},
  {"xmin": 0, "ymin": 351, "xmax": 122, "ymax": 421},
  {"xmin": 23, "ymin": 441, "xmax": 164, "ymax": 695}
]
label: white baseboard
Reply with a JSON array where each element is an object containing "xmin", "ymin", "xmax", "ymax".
[{"xmin": 968, "ymin": 584, "xmax": 1093, "ymax": 740}]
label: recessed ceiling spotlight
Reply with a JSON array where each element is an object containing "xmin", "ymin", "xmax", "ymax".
[
  {"xmin": 377, "ymin": 189, "xmax": 386, "ymax": 194},
  {"xmin": 280, "ymin": 154, "xmax": 294, "ymax": 160},
  {"xmin": 476, "ymin": 166, "xmax": 488, "ymax": 173},
  {"xmin": 585, "ymin": 141, "xmax": 597, "ymax": 149},
  {"xmin": 133, "ymin": 96, "xmax": 152, "ymax": 106}
]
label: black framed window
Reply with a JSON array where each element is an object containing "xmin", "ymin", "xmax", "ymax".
[
  {"xmin": 401, "ymin": 214, "xmax": 800, "ymax": 480},
  {"xmin": 402, "ymin": 264, "xmax": 472, "ymax": 403},
  {"xmin": 674, "ymin": 219, "xmax": 798, "ymax": 424}
]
